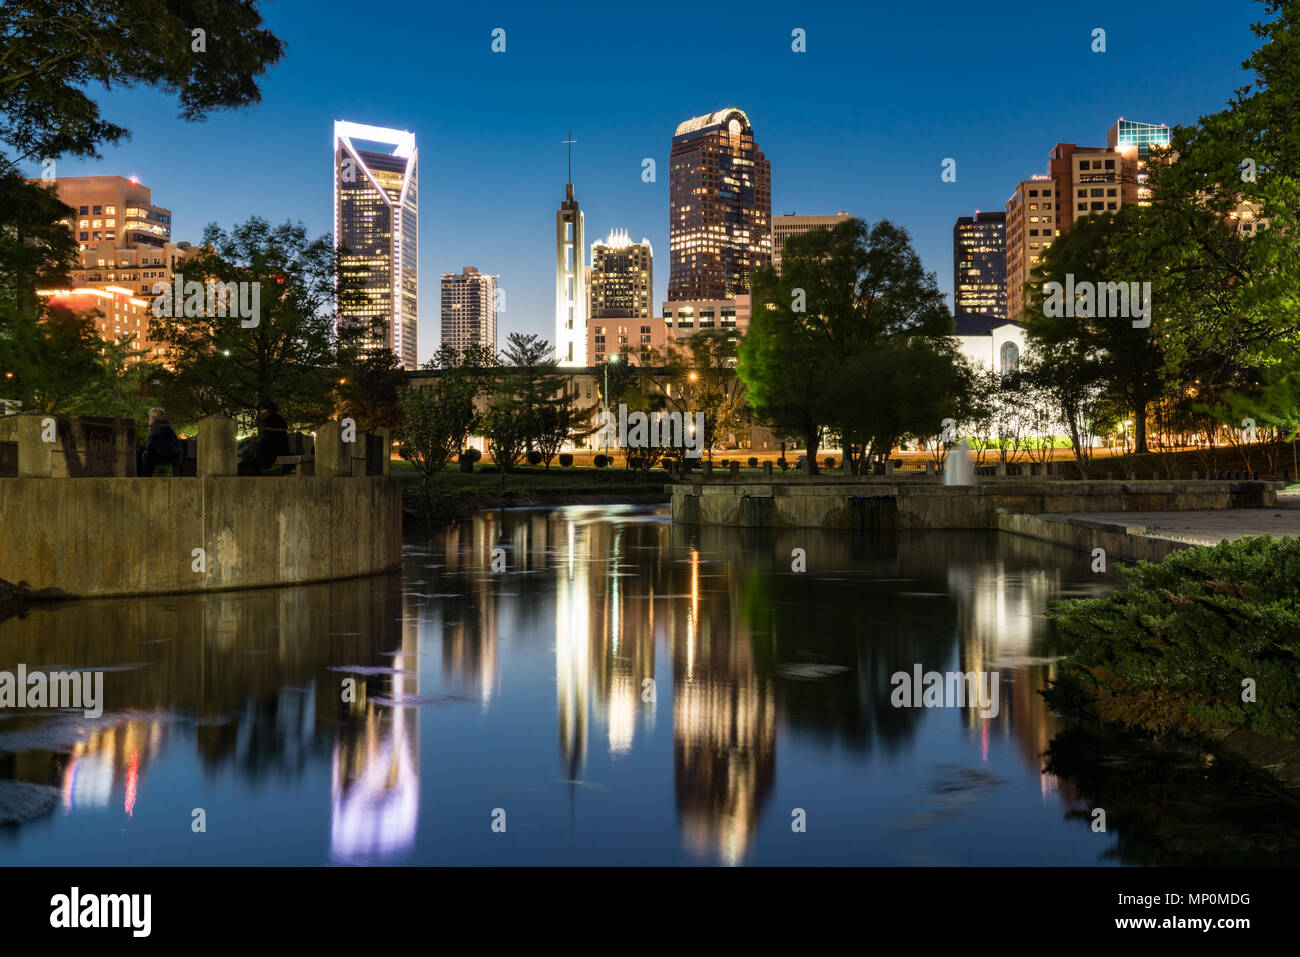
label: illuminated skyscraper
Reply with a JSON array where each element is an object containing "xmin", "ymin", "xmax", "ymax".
[
  {"xmin": 440, "ymin": 266, "xmax": 497, "ymax": 353},
  {"xmin": 589, "ymin": 229, "xmax": 653, "ymax": 319},
  {"xmin": 953, "ymin": 211, "xmax": 1007, "ymax": 319},
  {"xmin": 556, "ymin": 176, "xmax": 587, "ymax": 368},
  {"xmin": 667, "ymin": 108, "xmax": 771, "ymax": 302},
  {"xmin": 333, "ymin": 121, "xmax": 418, "ymax": 370}
]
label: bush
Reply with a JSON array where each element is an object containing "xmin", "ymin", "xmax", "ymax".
[
  {"xmin": 526, "ymin": 450, "xmax": 542, "ymax": 466},
  {"xmin": 593, "ymin": 454, "xmax": 608, "ymax": 468},
  {"xmin": 824, "ymin": 457, "xmax": 836, "ymax": 469},
  {"xmin": 461, "ymin": 448, "xmax": 481, "ymax": 462},
  {"xmin": 748, "ymin": 456, "xmax": 759, "ymax": 468},
  {"xmin": 558, "ymin": 453, "xmax": 573, "ymax": 467},
  {"xmin": 778, "ymin": 457, "xmax": 788, "ymax": 471},
  {"xmin": 720, "ymin": 459, "xmax": 730, "ymax": 468},
  {"xmin": 479, "ymin": 465, "xmax": 499, "ymax": 474},
  {"xmin": 661, "ymin": 458, "xmax": 674, "ymax": 471},
  {"xmin": 1044, "ymin": 535, "xmax": 1300, "ymax": 739}
]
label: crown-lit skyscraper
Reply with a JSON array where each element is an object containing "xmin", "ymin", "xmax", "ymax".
[
  {"xmin": 333, "ymin": 121, "xmax": 418, "ymax": 370},
  {"xmin": 667, "ymin": 108, "xmax": 771, "ymax": 302},
  {"xmin": 589, "ymin": 229, "xmax": 653, "ymax": 319}
]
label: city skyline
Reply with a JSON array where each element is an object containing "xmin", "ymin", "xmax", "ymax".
[{"xmin": 24, "ymin": 0, "xmax": 1262, "ymax": 365}]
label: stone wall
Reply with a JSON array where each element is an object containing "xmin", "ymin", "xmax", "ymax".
[
  {"xmin": 669, "ymin": 479, "xmax": 1278, "ymax": 530},
  {"xmin": 0, "ymin": 475, "xmax": 402, "ymax": 597}
]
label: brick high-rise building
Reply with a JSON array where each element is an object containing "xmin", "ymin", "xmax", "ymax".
[
  {"xmin": 667, "ymin": 108, "xmax": 771, "ymax": 303},
  {"xmin": 33, "ymin": 175, "xmax": 196, "ymax": 358}
]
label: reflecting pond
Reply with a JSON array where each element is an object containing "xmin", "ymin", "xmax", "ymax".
[{"xmin": 3, "ymin": 504, "xmax": 1298, "ymax": 865}]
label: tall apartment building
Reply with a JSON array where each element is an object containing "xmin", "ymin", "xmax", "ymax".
[
  {"xmin": 771, "ymin": 212, "xmax": 853, "ymax": 272},
  {"xmin": 1004, "ymin": 177, "xmax": 1057, "ymax": 322},
  {"xmin": 589, "ymin": 229, "xmax": 653, "ymax": 320},
  {"xmin": 34, "ymin": 175, "xmax": 196, "ymax": 358},
  {"xmin": 952, "ymin": 211, "xmax": 1007, "ymax": 319},
  {"xmin": 333, "ymin": 121, "xmax": 418, "ymax": 370},
  {"xmin": 667, "ymin": 108, "xmax": 771, "ymax": 302},
  {"xmin": 440, "ymin": 266, "xmax": 497, "ymax": 353}
]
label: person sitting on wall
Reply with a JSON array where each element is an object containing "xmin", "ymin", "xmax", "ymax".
[
  {"xmin": 142, "ymin": 407, "xmax": 183, "ymax": 477},
  {"xmin": 256, "ymin": 400, "xmax": 292, "ymax": 472}
]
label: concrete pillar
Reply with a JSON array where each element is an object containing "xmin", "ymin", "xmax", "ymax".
[
  {"xmin": 800, "ymin": 455, "xmax": 813, "ymax": 477},
  {"xmin": 315, "ymin": 420, "xmax": 350, "ymax": 478},
  {"xmin": 925, "ymin": 461, "xmax": 936, "ymax": 478},
  {"xmin": 373, "ymin": 427, "xmax": 392, "ymax": 476},
  {"xmin": 1191, "ymin": 470, "xmax": 1198, "ymax": 481},
  {"xmin": 729, "ymin": 461, "xmax": 740, "ymax": 479},
  {"xmin": 16, "ymin": 414, "xmax": 53, "ymax": 478},
  {"xmin": 702, "ymin": 461, "xmax": 713, "ymax": 478},
  {"xmin": 348, "ymin": 428, "xmax": 368, "ymax": 476},
  {"xmin": 885, "ymin": 460, "xmax": 895, "ymax": 477},
  {"xmin": 762, "ymin": 462, "xmax": 773, "ymax": 478},
  {"xmin": 996, "ymin": 460, "xmax": 1007, "ymax": 478},
  {"xmin": 197, "ymin": 415, "xmax": 236, "ymax": 477}
]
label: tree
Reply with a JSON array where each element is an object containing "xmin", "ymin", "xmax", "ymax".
[
  {"xmin": 336, "ymin": 320, "xmax": 407, "ymax": 433},
  {"xmin": 148, "ymin": 217, "xmax": 346, "ymax": 431},
  {"xmin": 483, "ymin": 399, "xmax": 526, "ymax": 476},
  {"xmin": 0, "ymin": 301, "xmax": 110, "ymax": 412},
  {"xmin": 398, "ymin": 384, "xmax": 461, "ymax": 491},
  {"xmin": 499, "ymin": 332, "xmax": 567, "ymax": 455},
  {"xmin": 740, "ymin": 218, "xmax": 969, "ymax": 472},
  {"xmin": 0, "ymin": 1, "xmax": 284, "ymax": 177},
  {"xmin": 646, "ymin": 331, "xmax": 746, "ymax": 463}
]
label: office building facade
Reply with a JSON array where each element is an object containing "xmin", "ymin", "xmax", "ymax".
[
  {"xmin": 333, "ymin": 121, "xmax": 418, "ymax": 370},
  {"xmin": 589, "ymin": 229, "xmax": 653, "ymax": 320},
  {"xmin": 953, "ymin": 211, "xmax": 1007, "ymax": 319},
  {"xmin": 667, "ymin": 108, "xmax": 771, "ymax": 302},
  {"xmin": 771, "ymin": 212, "xmax": 853, "ymax": 273}
]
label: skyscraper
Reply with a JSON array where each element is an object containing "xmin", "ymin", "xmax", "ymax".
[
  {"xmin": 771, "ymin": 212, "xmax": 853, "ymax": 273},
  {"xmin": 953, "ymin": 211, "xmax": 1007, "ymax": 319},
  {"xmin": 555, "ymin": 179, "xmax": 586, "ymax": 367},
  {"xmin": 589, "ymin": 229, "xmax": 653, "ymax": 319},
  {"xmin": 441, "ymin": 266, "xmax": 497, "ymax": 353},
  {"xmin": 667, "ymin": 108, "xmax": 771, "ymax": 302},
  {"xmin": 333, "ymin": 121, "xmax": 418, "ymax": 370},
  {"xmin": 1107, "ymin": 118, "xmax": 1171, "ymax": 206}
]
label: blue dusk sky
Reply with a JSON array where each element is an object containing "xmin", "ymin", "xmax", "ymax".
[{"xmin": 37, "ymin": 0, "xmax": 1264, "ymax": 364}]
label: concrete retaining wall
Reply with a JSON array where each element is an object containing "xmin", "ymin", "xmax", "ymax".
[
  {"xmin": 669, "ymin": 479, "xmax": 1277, "ymax": 530},
  {"xmin": 0, "ymin": 476, "xmax": 402, "ymax": 597},
  {"xmin": 995, "ymin": 511, "xmax": 1195, "ymax": 563}
]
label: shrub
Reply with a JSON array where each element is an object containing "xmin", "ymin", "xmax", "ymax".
[
  {"xmin": 824, "ymin": 457, "xmax": 836, "ymax": 469},
  {"xmin": 1044, "ymin": 535, "xmax": 1300, "ymax": 739},
  {"xmin": 661, "ymin": 458, "xmax": 674, "ymax": 472},
  {"xmin": 479, "ymin": 465, "xmax": 499, "ymax": 474},
  {"xmin": 778, "ymin": 457, "xmax": 788, "ymax": 471},
  {"xmin": 748, "ymin": 456, "xmax": 758, "ymax": 468},
  {"xmin": 593, "ymin": 454, "xmax": 608, "ymax": 468},
  {"xmin": 526, "ymin": 450, "xmax": 543, "ymax": 466},
  {"xmin": 558, "ymin": 453, "xmax": 573, "ymax": 467},
  {"xmin": 461, "ymin": 448, "xmax": 481, "ymax": 462},
  {"xmin": 720, "ymin": 459, "xmax": 730, "ymax": 468}
]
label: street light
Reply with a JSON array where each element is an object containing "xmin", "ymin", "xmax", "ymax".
[{"xmin": 604, "ymin": 353, "xmax": 619, "ymax": 460}]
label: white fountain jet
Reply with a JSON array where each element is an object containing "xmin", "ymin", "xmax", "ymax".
[{"xmin": 943, "ymin": 438, "xmax": 976, "ymax": 486}]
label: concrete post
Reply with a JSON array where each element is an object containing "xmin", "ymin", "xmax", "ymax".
[
  {"xmin": 702, "ymin": 461, "xmax": 713, "ymax": 479},
  {"xmin": 315, "ymin": 420, "xmax": 349, "ymax": 478},
  {"xmin": 373, "ymin": 427, "xmax": 392, "ymax": 476},
  {"xmin": 348, "ymin": 428, "xmax": 368, "ymax": 476},
  {"xmin": 762, "ymin": 462, "xmax": 773, "ymax": 478},
  {"xmin": 16, "ymin": 414, "xmax": 53, "ymax": 478},
  {"xmin": 925, "ymin": 461, "xmax": 936, "ymax": 478},
  {"xmin": 729, "ymin": 461, "xmax": 740, "ymax": 479},
  {"xmin": 197, "ymin": 416, "xmax": 237, "ymax": 477},
  {"xmin": 885, "ymin": 460, "xmax": 895, "ymax": 477},
  {"xmin": 1191, "ymin": 471, "xmax": 1198, "ymax": 481},
  {"xmin": 996, "ymin": 460, "xmax": 1007, "ymax": 478}
]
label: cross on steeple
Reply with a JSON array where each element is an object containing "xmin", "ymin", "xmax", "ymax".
[{"xmin": 562, "ymin": 131, "xmax": 577, "ymax": 185}]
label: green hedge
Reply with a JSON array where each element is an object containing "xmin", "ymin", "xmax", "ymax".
[{"xmin": 1043, "ymin": 536, "xmax": 1300, "ymax": 739}]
